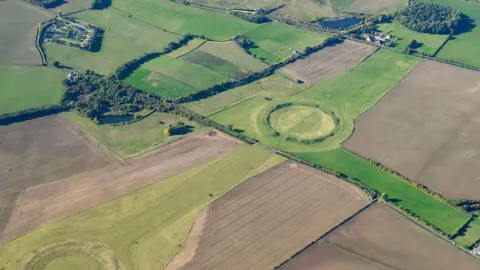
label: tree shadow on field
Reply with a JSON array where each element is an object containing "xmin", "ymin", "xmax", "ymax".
[
  {"xmin": 91, "ymin": 0, "xmax": 112, "ymax": 10},
  {"xmin": 456, "ymin": 14, "xmax": 476, "ymax": 35},
  {"xmin": 233, "ymin": 128, "xmax": 245, "ymax": 133},
  {"xmin": 410, "ymin": 41, "xmax": 424, "ymax": 50},
  {"xmin": 389, "ymin": 198, "xmax": 402, "ymax": 203},
  {"xmin": 90, "ymin": 28, "xmax": 104, "ymax": 53},
  {"xmin": 171, "ymin": 125, "xmax": 194, "ymax": 135}
]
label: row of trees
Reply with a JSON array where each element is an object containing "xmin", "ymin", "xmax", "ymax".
[
  {"xmin": 114, "ymin": 34, "xmax": 195, "ymax": 80},
  {"xmin": 395, "ymin": 3, "xmax": 461, "ymax": 34},
  {"xmin": 230, "ymin": 11, "xmax": 271, "ymax": 24},
  {"xmin": 177, "ymin": 35, "xmax": 343, "ymax": 103},
  {"xmin": 62, "ymin": 71, "xmax": 173, "ymax": 119}
]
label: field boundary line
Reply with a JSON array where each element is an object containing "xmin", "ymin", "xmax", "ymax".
[
  {"xmin": 380, "ymin": 200, "xmax": 480, "ymax": 262},
  {"xmin": 0, "ymin": 192, "xmax": 22, "ymax": 242},
  {"xmin": 322, "ymin": 241, "xmax": 396, "ymax": 269},
  {"xmin": 173, "ymin": 40, "xmax": 207, "ymax": 59},
  {"xmin": 432, "ymin": 33, "xmax": 453, "ymax": 57},
  {"xmin": 149, "ymin": 70, "xmax": 196, "ymax": 90},
  {"xmin": 273, "ymin": 199, "xmax": 377, "ymax": 269},
  {"xmin": 205, "ymin": 95, "xmax": 259, "ymax": 118}
]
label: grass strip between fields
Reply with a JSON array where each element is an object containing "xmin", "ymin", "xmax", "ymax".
[{"xmin": 0, "ymin": 145, "xmax": 285, "ymax": 269}]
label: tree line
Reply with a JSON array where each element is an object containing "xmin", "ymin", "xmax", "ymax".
[{"xmin": 230, "ymin": 11, "xmax": 271, "ymax": 24}]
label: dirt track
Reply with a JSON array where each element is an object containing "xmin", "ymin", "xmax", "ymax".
[
  {"xmin": 344, "ymin": 60, "xmax": 480, "ymax": 199},
  {"xmin": 180, "ymin": 162, "xmax": 369, "ymax": 270},
  {"xmin": 0, "ymin": 115, "xmax": 113, "ymax": 238},
  {"xmin": 281, "ymin": 203, "xmax": 480, "ymax": 269},
  {"xmin": 281, "ymin": 41, "xmax": 376, "ymax": 85},
  {"xmin": 2, "ymin": 131, "xmax": 238, "ymax": 242}
]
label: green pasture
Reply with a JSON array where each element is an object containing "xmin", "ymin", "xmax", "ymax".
[
  {"xmin": 0, "ymin": 0, "xmax": 51, "ymax": 66},
  {"xmin": 0, "ymin": 66, "xmax": 65, "ymax": 115},
  {"xmin": 124, "ymin": 68, "xmax": 193, "ymax": 100},
  {"xmin": 65, "ymin": 112, "xmax": 203, "ymax": 159},
  {"xmin": 44, "ymin": 8, "xmax": 182, "ymax": 75},
  {"xmin": 377, "ymin": 21, "xmax": 448, "ymax": 55},
  {"xmin": 112, "ymin": 0, "xmax": 258, "ymax": 40},
  {"xmin": 0, "ymin": 145, "xmax": 284, "ymax": 270},
  {"xmin": 129, "ymin": 55, "xmax": 230, "ymax": 98},
  {"xmin": 180, "ymin": 50, "xmax": 250, "ymax": 78},
  {"xmin": 167, "ymin": 39, "xmax": 205, "ymax": 58},
  {"xmin": 244, "ymin": 22, "xmax": 328, "ymax": 61},
  {"xmin": 198, "ymin": 41, "xmax": 267, "ymax": 72},
  {"xmin": 297, "ymin": 49, "xmax": 419, "ymax": 118},
  {"xmin": 186, "ymin": 72, "xmax": 304, "ymax": 116},
  {"xmin": 421, "ymin": 0, "xmax": 480, "ymax": 67},
  {"xmin": 56, "ymin": 0, "xmax": 93, "ymax": 14},
  {"xmin": 453, "ymin": 217, "xmax": 480, "ymax": 248},
  {"xmin": 333, "ymin": 0, "xmax": 405, "ymax": 14},
  {"xmin": 297, "ymin": 148, "xmax": 470, "ymax": 235}
]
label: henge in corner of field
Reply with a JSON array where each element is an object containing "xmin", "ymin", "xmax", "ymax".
[
  {"xmin": 344, "ymin": 60, "xmax": 480, "ymax": 200},
  {"xmin": 167, "ymin": 161, "xmax": 370, "ymax": 270},
  {"xmin": 0, "ymin": 122, "xmax": 239, "ymax": 243},
  {"xmin": 278, "ymin": 203, "xmax": 480, "ymax": 270}
]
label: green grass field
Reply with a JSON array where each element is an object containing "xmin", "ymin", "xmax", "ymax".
[
  {"xmin": 453, "ymin": 217, "xmax": 480, "ymax": 247},
  {"xmin": 127, "ymin": 55, "xmax": 231, "ymax": 99},
  {"xmin": 0, "ymin": 145, "xmax": 284, "ymax": 270},
  {"xmin": 421, "ymin": 0, "xmax": 480, "ymax": 67},
  {"xmin": 244, "ymin": 22, "xmax": 328, "ymax": 61},
  {"xmin": 44, "ymin": 8, "xmax": 182, "ymax": 75},
  {"xmin": 297, "ymin": 148, "xmax": 470, "ymax": 235},
  {"xmin": 186, "ymin": 72, "xmax": 304, "ymax": 116},
  {"xmin": 112, "ymin": 0, "xmax": 258, "ymax": 40},
  {"xmin": 0, "ymin": 66, "xmax": 65, "ymax": 115},
  {"xmin": 377, "ymin": 21, "xmax": 448, "ymax": 55},
  {"xmin": 167, "ymin": 39, "xmax": 205, "ymax": 58},
  {"xmin": 297, "ymin": 49, "xmax": 419, "ymax": 118},
  {"xmin": 198, "ymin": 41, "xmax": 267, "ymax": 72},
  {"xmin": 65, "ymin": 112, "xmax": 203, "ymax": 159},
  {"xmin": 180, "ymin": 50, "xmax": 251, "ymax": 78}
]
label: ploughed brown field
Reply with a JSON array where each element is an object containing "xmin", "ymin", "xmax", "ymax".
[
  {"xmin": 175, "ymin": 162, "xmax": 369, "ymax": 270},
  {"xmin": 0, "ymin": 115, "xmax": 113, "ymax": 237},
  {"xmin": 1, "ymin": 130, "xmax": 237, "ymax": 242},
  {"xmin": 279, "ymin": 203, "xmax": 480, "ymax": 270},
  {"xmin": 281, "ymin": 41, "xmax": 376, "ymax": 85},
  {"xmin": 344, "ymin": 60, "xmax": 480, "ymax": 199}
]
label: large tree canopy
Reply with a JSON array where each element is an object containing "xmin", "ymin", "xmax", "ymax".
[{"xmin": 395, "ymin": 3, "xmax": 461, "ymax": 34}]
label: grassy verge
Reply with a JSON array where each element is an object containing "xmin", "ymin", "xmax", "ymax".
[
  {"xmin": 0, "ymin": 66, "xmax": 65, "ymax": 115},
  {"xmin": 297, "ymin": 148, "xmax": 470, "ymax": 235},
  {"xmin": 65, "ymin": 112, "xmax": 203, "ymax": 159}
]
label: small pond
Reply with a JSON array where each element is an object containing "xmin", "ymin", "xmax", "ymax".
[
  {"xmin": 98, "ymin": 115, "xmax": 134, "ymax": 125},
  {"xmin": 317, "ymin": 17, "xmax": 361, "ymax": 30}
]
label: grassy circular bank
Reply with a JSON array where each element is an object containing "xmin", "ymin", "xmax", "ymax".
[{"xmin": 254, "ymin": 98, "xmax": 354, "ymax": 153}]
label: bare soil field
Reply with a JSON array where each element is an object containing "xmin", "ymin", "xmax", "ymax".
[
  {"xmin": 0, "ymin": 0, "xmax": 52, "ymax": 65},
  {"xmin": 1, "ymin": 131, "xmax": 238, "ymax": 242},
  {"xmin": 0, "ymin": 115, "xmax": 112, "ymax": 238},
  {"xmin": 344, "ymin": 60, "xmax": 480, "ymax": 199},
  {"xmin": 348, "ymin": 0, "xmax": 401, "ymax": 13},
  {"xmin": 177, "ymin": 162, "xmax": 369, "ymax": 270},
  {"xmin": 281, "ymin": 41, "xmax": 376, "ymax": 85},
  {"xmin": 280, "ymin": 203, "xmax": 480, "ymax": 270}
]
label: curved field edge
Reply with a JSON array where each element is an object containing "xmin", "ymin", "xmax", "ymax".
[{"xmin": 0, "ymin": 144, "xmax": 284, "ymax": 270}]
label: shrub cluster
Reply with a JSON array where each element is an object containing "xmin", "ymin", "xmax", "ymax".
[
  {"xmin": 25, "ymin": 0, "xmax": 62, "ymax": 8},
  {"xmin": 395, "ymin": 3, "xmax": 461, "ymax": 34},
  {"xmin": 62, "ymin": 71, "xmax": 172, "ymax": 120},
  {"xmin": 230, "ymin": 11, "xmax": 271, "ymax": 24}
]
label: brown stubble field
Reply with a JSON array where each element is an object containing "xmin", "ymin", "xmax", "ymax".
[
  {"xmin": 280, "ymin": 203, "xmax": 480, "ymax": 270},
  {"xmin": 1, "ymin": 130, "xmax": 238, "ymax": 242},
  {"xmin": 348, "ymin": 0, "xmax": 401, "ymax": 13},
  {"xmin": 175, "ymin": 162, "xmax": 369, "ymax": 270},
  {"xmin": 0, "ymin": 115, "xmax": 114, "ymax": 238},
  {"xmin": 281, "ymin": 41, "xmax": 377, "ymax": 85},
  {"xmin": 344, "ymin": 60, "xmax": 480, "ymax": 199}
]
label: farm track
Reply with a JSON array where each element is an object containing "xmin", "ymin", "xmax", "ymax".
[
  {"xmin": 1, "ymin": 130, "xmax": 238, "ymax": 242},
  {"xmin": 0, "ymin": 115, "xmax": 113, "ymax": 237},
  {"xmin": 178, "ymin": 162, "xmax": 369, "ymax": 270},
  {"xmin": 280, "ymin": 203, "xmax": 480, "ymax": 269}
]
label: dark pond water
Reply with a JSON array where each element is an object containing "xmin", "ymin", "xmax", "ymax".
[
  {"xmin": 98, "ymin": 115, "xmax": 134, "ymax": 125},
  {"xmin": 318, "ymin": 17, "xmax": 361, "ymax": 30}
]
